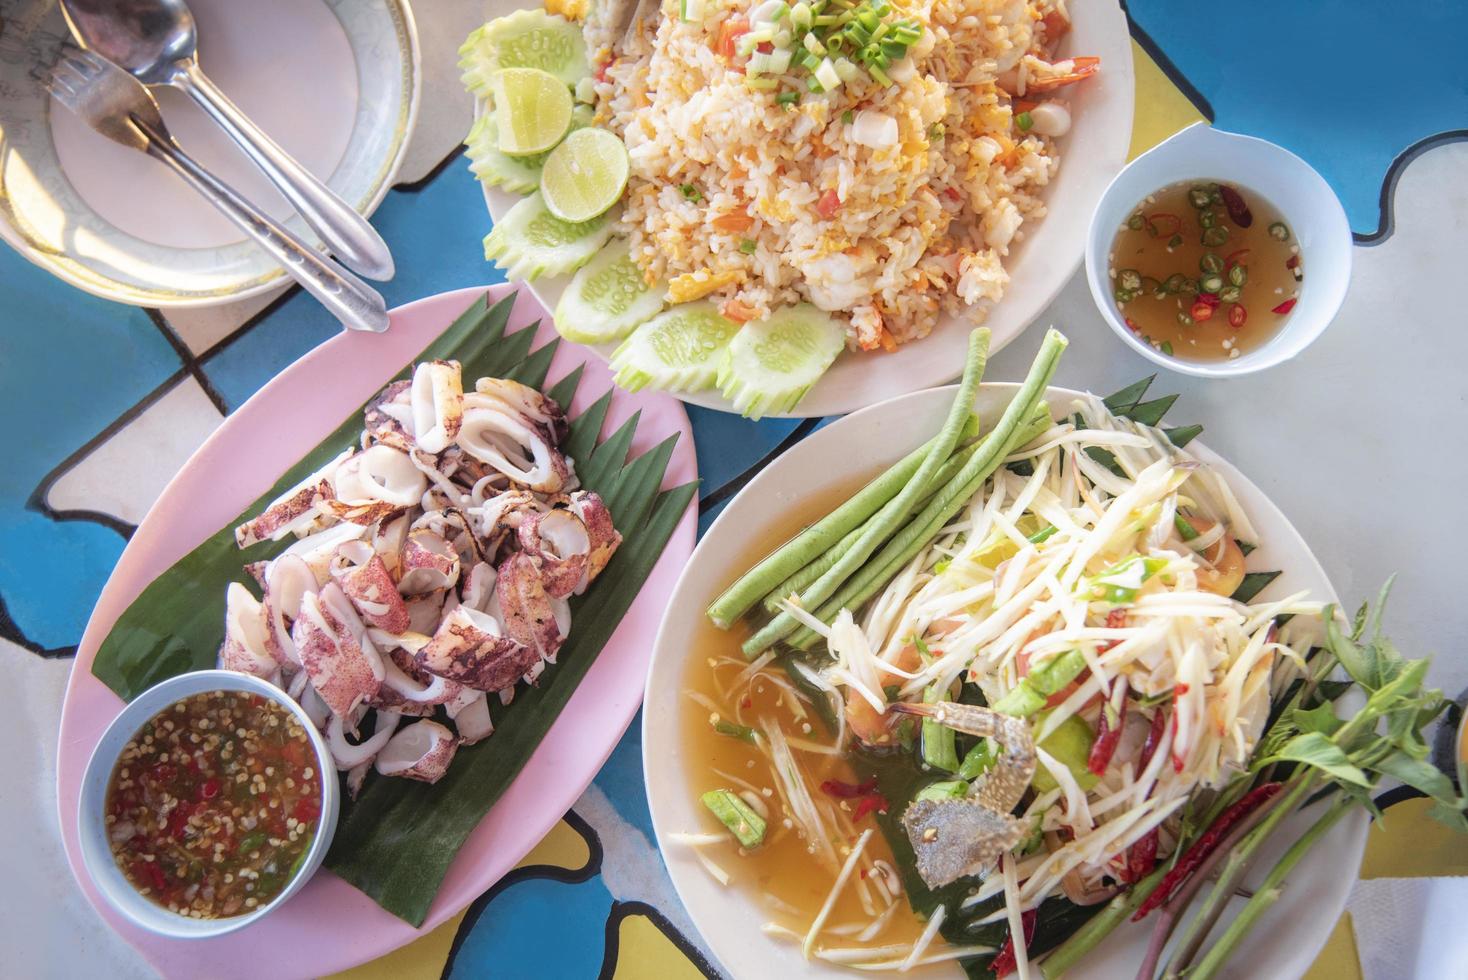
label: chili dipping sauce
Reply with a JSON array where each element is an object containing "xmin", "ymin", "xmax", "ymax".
[
  {"xmin": 104, "ymin": 691, "xmax": 321, "ymax": 919},
  {"xmin": 1108, "ymin": 180, "xmax": 1303, "ymax": 362}
]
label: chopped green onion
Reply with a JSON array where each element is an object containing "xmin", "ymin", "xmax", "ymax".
[
  {"xmin": 1268, "ymin": 221, "xmax": 1291, "ymax": 242},
  {"xmin": 867, "ymin": 62, "xmax": 892, "ymax": 85},
  {"xmin": 842, "ymin": 109, "xmax": 854, "ymax": 124},
  {"xmin": 772, "ymin": 28, "xmax": 793, "ymax": 48},
  {"xmin": 1174, "ymin": 513, "xmax": 1199, "ymax": 540},
  {"xmin": 739, "ymin": 238, "xmax": 758, "ymax": 254},
  {"xmin": 928, "ymin": 122, "xmax": 944, "ymax": 140},
  {"xmin": 1028, "ymin": 523, "xmax": 1058, "ymax": 544},
  {"xmin": 713, "ymin": 719, "xmax": 757, "ymax": 743},
  {"xmin": 680, "ymin": 183, "xmax": 702, "ymax": 201},
  {"xmin": 745, "ymin": 76, "xmax": 779, "ymax": 90},
  {"xmin": 791, "ymin": 1, "xmax": 812, "ymax": 30},
  {"xmin": 746, "ymin": 25, "xmax": 776, "ymax": 43},
  {"xmin": 776, "ymin": 90, "xmax": 800, "ymax": 105},
  {"xmin": 814, "ymin": 57, "xmax": 840, "ymax": 91},
  {"xmin": 767, "ymin": 47, "xmax": 792, "ymax": 73},
  {"xmin": 834, "ymin": 56, "xmax": 859, "ymax": 81},
  {"xmin": 813, "ymin": 13, "xmax": 841, "ymax": 26},
  {"xmin": 679, "ymin": 0, "xmax": 705, "ymax": 21},
  {"xmin": 804, "ymin": 32, "xmax": 827, "ymax": 55}
]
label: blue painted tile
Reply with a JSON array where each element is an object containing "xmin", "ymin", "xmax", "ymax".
[{"xmin": 446, "ymin": 875, "xmax": 613, "ymax": 979}]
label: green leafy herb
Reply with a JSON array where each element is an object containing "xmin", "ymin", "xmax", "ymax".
[{"xmin": 679, "ymin": 182, "xmax": 702, "ymax": 201}]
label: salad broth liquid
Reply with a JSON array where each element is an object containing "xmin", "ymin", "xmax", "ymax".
[
  {"xmin": 1109, "ymin": 180, "xmax": 1303, "ymax": 361},
  {"xmin": 680, "ymin": 482, "xmax": 928, "ymax": 944}
]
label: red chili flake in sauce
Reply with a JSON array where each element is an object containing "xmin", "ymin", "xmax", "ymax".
[
  {"xmin": 104, "ymin": 691, "xmax": 320, "ymax": 919},
  {"xmin": 1271, "ymin": 299, "xmax": 1297, "ymax": 315}
]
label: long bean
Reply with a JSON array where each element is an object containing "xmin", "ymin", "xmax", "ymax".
[
  {"xmin": 707, "ymin": 426, "xmax": 962, "ymax": 629},
  {"xmin": 787, "ymin": 328, "xmax": 1068, "ymax": 651},
  {"xmin": 759, "ymin": 437, "xmax": 982, "ymax": 614},
  {"xmin": 742, "ymin": 329, "xmax": 992, "ymax": 656}
]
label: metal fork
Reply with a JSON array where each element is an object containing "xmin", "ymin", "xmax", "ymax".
[{"xmin": 46, "ymin": 48, "xmax": 390, "ymax": 333}]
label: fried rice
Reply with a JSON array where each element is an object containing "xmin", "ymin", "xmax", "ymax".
[{"xmin": 584, "ymin": 0, "xmax": 1088, "ymax": 351}]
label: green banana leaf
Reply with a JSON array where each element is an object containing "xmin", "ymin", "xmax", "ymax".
[{"xmin": 90, "ymin": 290, "xmax": 698, "ymax": 924}]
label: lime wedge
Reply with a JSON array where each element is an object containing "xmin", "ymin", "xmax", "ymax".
[
  {"xmin": 492, "ymin": 67, "xmax": 573, "ymax": 156},
  {"xmin": 541, "ymin": 128, "xmax": 630, "ymax": 222}
]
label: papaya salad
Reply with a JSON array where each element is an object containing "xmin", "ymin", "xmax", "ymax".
[{"xmin": 680, "ymin": 328, "xmax": 1342, "ymax": 974}]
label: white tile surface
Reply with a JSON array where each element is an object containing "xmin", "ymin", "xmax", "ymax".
[{"xmin": 46, "ymin": 377, "xmax": 225, "ymax": 529}]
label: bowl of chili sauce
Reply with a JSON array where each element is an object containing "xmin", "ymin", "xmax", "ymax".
[
  {"xmin": 77, "ymin": 670, "xmax": 338, "ymax": 938},
  {"xmin": 1084, "ymin": 122, "xmax": 1351, "ymax": 377}
]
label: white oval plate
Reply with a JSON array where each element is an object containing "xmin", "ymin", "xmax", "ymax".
[
  {"xmin": 479, "ymin": 0, "xmax": 1134, "ymax": 417},
  {"xmin": 644, "ymin": 383, "xmax": 1367, "ymax": 978},
  {"xmin": 0, "ymin": 0, "xmax": 419, "ymax": 307}
]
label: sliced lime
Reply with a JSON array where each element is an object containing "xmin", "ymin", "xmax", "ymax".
[
  {"xmin": 492, "ymin": 67, "xmax": 573, "ymax": 156},
  {"xmin": 716, "ymin": 304, "xmax": 845, "ymax": 418},
  {"xmin": 555, "ymin": 239, "xmax": 666, "ymax": 344},
  {"xmin": 610, "ymin": 302, "xmax": 741, "ymax": 393},
  {"xmin": 541, "ymin": 128, "xmax": 630, "ymax": 222},
  {"xmin": 467, "ymin": 105, "xmax": 592, "ymax": 195}
]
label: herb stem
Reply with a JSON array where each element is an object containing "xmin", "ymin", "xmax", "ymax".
[
  {"xmin": 1040, "ymin": 864, "xmax": 1169, "ymax": 978},
  {"xmin": 1186, "ymin": 797, "xmax": 1354, "ymax": 980}
]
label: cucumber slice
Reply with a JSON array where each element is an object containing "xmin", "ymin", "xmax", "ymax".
[
  {"xmin": 610, "ymin": 302, "xmax": 741, "ymax": 393},
  {"xmin": 459, "ymin": 11, "xmax": 589, "ymax": 96},
  {"xmin": 554, "ymin": 239, "xmax": 666, "ymax": 343},
  {"xmin": 716, "ymin": 304, "xmax": 845, "ymax": 418},
  {"xmin": 483, "ymin": 192, "xmax": 615, "ymax": 281},
  {"xmin": 466, "ymin": 105, "xmax": 593, "ymax": 195}
]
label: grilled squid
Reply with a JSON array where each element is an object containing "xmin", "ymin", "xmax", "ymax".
[
  {"xmin": 331, "ymin": 540, "xmax": 410, "ymax": 633},
  {"xmin": 398, "ymin": 530, "xmax": 461, "ymax": 594},
  {"xmin": 447, "ymin": 690, "xmax": 495, "ymax": 744},
  {"xmin": 474, "ymin": 377, "xmax": 569, "ymax": 445},
  {"xmin": 567, "ymin": 491, "xmax": 622, "ymax": 589},
  {"xmin": 457, "ymin": 394, "xmax": 573, "ymax": 493},
  {"xmin": 495, "ymin": 552, "xmax": 567, "ymax": 661},
  {"xmin": 327, "ymin": 444, "xmax": 428, "ymax": 521},
  {"xmin": 234, "ymin": 449, "xmax": 349, "ymax": 547},
  {"xmin": 363, "ymin": 380, "xmax": 414, "ymax": 452},
  {"xmin": 518, "ymin": 508, "xmax": 591, "ymax": 598},
  {"xmin": 293, "ymin": 584, "xmax": 385, "ymax": 720},
  {"xmin": 219, "ymin": 583, "xmax": 278, "ymax": 682},
  {"xmin": 375, "ymin": 720, "xmax": 459, "ymax": 782},
  {"xmin": 415, "ymin": 605, "xmax": 540, "ymax": 691},
  {"xmin": 327, "ymin": 707, "xmax": 400, "ymax": 770},
  {"xmin": 411, "ymin": 360, "xmax": 464, "ymax": 454}
]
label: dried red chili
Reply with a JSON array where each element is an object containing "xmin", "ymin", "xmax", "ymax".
[
  {"xmin": 820, "ymin": 777, "xmax": 878, "ymax": 799},
  {"xmin": 1087, "ymin": 680, "xmax": 1128, "ymax": 776},
  {"xmin": 852, "ymin": 793, "xmax": 889, "ymax": 822},
  {"xmin": 1125, "ymin": 827, "xmax": 1159, "ymax": 884},
  {"xmin": 1137, "ymin": 707, "xmax": 1167, "ymax": 773},
  {"xmin": 1132, "ymin": 782, "xmax": 1284, "ymax": 920},
  {"xmin": 1218, "ymin": 185, "xmax": 1253, "ymax": 227},
  {"xmin": 990, "ymin": 908, "xmax": 1039, "ymax": 975}
]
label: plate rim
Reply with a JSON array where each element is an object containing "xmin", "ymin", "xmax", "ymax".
[
  {"xmin": 53, "ymin": 284, "xmax": 700, "ymax": 977},
  {"xmin": 642, "ymin": 381, "xmax": 1367, "ymax": 979},
  {"xmin": 479, "ymin": 0, "xmax": 1136, "ymax": 417},
  {"xmin": 0, "ymin": 0, "xmax": 422, "ymax": 309}
]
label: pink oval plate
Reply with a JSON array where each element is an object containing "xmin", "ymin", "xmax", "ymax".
[{"xmin": 54, "ymin": 284, "xmax": 699, "ymax": 978}]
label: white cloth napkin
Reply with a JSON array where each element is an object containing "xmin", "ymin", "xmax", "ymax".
[{"xmin": 1348, "ymin": 876, "xmax": 1468, "ymax": 979}]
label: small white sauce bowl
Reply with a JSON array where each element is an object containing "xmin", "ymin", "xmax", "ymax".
[
  {"xmin": 76, "ymin": 670, "xmax": 339, "ymax": 939},
  {"xmin": 1085, "ymin": 123, "xmax": 1352, "ymax": 377}
]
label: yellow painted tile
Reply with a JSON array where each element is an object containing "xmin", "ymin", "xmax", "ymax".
[
  {"xmin": 516, "ymin": 815, "xmax": 594, "ymax": 872},
  {"xmin": 325, "ymin": 910, "xmax": 467, "ymax": 980},
  {"xmin": 1359, "ymin": 796, "xmax": 1468, "ymax": 879},
  {"xmin": 1304, "ymin": 913, "xmax": 1364, "ymax": 980},
  {"xmin": 1128, "ymin": 39, "xmax": 1207, "ymax": 161},
  {"xmin": 611, "ymin": 913, "xmax": 707, "ymax": 980}
]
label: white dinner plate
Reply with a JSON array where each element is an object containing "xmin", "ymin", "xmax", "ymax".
[
  {"xmin": 643, "ymin": 382, "xmax": 1367, "ymax": 978},
  {"xmin": 0, "ymin": 0, "xmax": 418, "ymax": 307},
  {"xmin": 478, "ymin": 0, "xmax": 1134, "ymax": 416}
]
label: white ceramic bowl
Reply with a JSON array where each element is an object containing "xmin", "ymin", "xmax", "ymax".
[
  {"xmin": 1085, "ymin": 123, "xmax": 1352, "ymax": 377},
  {"xmin": 76, "ymin": 670, "xmax": 339, "ymax": 939}
]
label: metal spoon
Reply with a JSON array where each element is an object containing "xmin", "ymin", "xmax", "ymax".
[{"xmin": 58, "ymin": 0, "xmax": 396, "ymax": 281}]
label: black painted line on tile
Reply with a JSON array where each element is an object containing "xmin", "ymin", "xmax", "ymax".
[
  {"xmin": 0, "ymin": 590, "xmax": 77, "ymax": 659},
  {"xmin": 394, "ymin": 145, "xmax": 468, "ymax": 195},
  {"xmin": 1353, "ymin": 129, "xmax": 1468, "ymax": 246},
  {"xmin": 145, "ymin": 309, "xmax": 230, "ymax": 415},
  {"xmin": 698, "ymin": 417, "xmax": 822, "ymax": 514},
  {"xmin": 439, "ymin": 807, "xmax": 604, "ymax": 979},
  {"xmin": 1121, "ymin": 2, "xmax": 1216, "ymax": 122},
  {"xmin": 597, "ymin": 900, "xmax": 724, "ymax": 980}
]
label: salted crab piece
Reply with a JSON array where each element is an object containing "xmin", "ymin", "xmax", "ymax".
[
  {"xmin": 495, "ymin": 551, "xmax": 566, "ymax": 661},
  {"xmin": 331, "ymin": 540, "xmax": 410, "ymax": 633},
  {"xmin": 566, "ymin": 491, "xmax": 622, "ymax": 590},
  {"xmin": 326, "ymin": 707, "xmax": 401, "ymax": 770},
  {"xmin": 473, "ymin": 377, "xmax": 569, "ymax": 446},
  {"xmin": 398, "ymin": 530, "xmax": 462, "ymax": 594},
  {"xmin": 218, "ymin": 582, "xmax": 280, "ymax": 683},
  {"xmin": 456, "ymin": 399, "xmax": 574, "ymax": 494},
  {"xmin": 233, "ymin": 448, "xmax": 349, "ymax": 548},
  {"xmin": 293, "ymin": 584, "xmax": 385, "ymax": 720},
  {"xmin": 411, "ymin": 359, "xmax": 464, "ymax": 454},
  {"xmin": 375, "ymin": 719, "xmax": 459, "ymax": 782},
  {"xmin": 447, "ymin": 690, "xmax": 495, "ymax": 744},
  {"xmin": 363, "ymin": 380, "xmax": 414, "ymax": 452},
  {"xmin": 415, "ymin": 604, "xmax": 540, "ymax": 691},
  {"xmin": 518, "ymin": 508, "xmax": 591, "ymax": 598},
  {"xmin": 328, "ymin": 444, "xmax": 428, "ymax": 511},
  {"xmin": 890, "ymin": 701, "xmax": 1038, "ymax": 889},
  {"xmin": 279, "ymin": 521, "xmax": 371, "ymax": 586}
]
